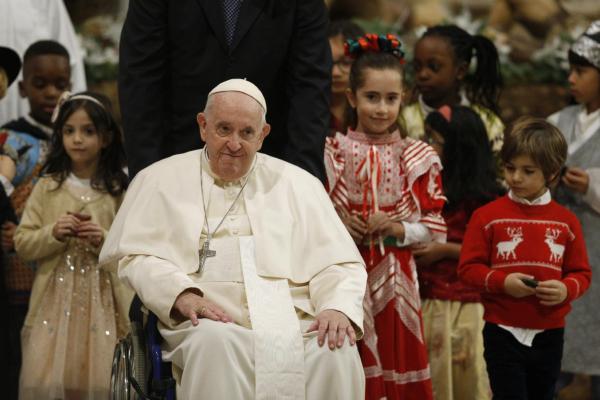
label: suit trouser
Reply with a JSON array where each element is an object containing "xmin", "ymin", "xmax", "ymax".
[{"xmin": 483, "ymin": 322, "xmax": 563, "ymax": 400}]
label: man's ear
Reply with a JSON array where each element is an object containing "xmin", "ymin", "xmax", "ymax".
[
  {"xmin": 197, "ymin": 113, "xmax": 207, "ymax": 142},
  {"xmin": 256, "ymin": 123, "xmax": 271, "ymax": 151},
  {"xmin": 261, "ymin": 122, "xmax": 271, "ymax": 139},
  {"xmin": 345, "ymin": 88, "xmax": 357, "ymax": 108}
]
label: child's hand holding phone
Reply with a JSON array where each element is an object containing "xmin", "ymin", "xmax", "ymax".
[
  {"xmin": 67, "ymin": 212, "xmax": 103, "ymax": 247},
  {"xmin": 52, "ymin": 213, "xmax": 83, "ymax": 242},
  {"xmin": 53, "ymin": 212, "xmax": 102, "ymax": 246},
  {"xmin": 504, "ymin": 273, "xmax": 537, "ymax": 298}
]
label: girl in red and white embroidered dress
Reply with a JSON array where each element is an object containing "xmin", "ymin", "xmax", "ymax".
[{"xmin": 324, "ymin": 34, "xmax": 446, "ymax": 400}]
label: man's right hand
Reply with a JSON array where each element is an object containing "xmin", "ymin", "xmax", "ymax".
[
  {"xmin": 504, "ymin": 272, "xmax": 537, "ymax": 298},
  {"xmin": 172, "ymin": 289, "xmax": 232, "ymax": 326}
]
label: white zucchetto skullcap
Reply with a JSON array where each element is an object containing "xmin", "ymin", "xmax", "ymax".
[{"xmin": 208, "ymin": 78, "xmax": 267, "ymax": 113}]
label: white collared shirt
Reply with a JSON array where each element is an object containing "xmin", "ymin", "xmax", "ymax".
[{"xmin": 508, "ymin": 189, "xmax": 551, "ymax": 206}]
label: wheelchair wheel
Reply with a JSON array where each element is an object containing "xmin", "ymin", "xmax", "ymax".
[
  {"xmin": 110, "ymin": 338, "xmax": 130, "ymax": 400},
  {"xmin": 110, "ymin": 321, "xmax": 150, "ymax": 400}
]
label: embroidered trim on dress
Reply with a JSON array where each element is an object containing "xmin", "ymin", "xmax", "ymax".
[{"xmin": 382, "ymin": 367, "xmax": 431, "ymax": 384}]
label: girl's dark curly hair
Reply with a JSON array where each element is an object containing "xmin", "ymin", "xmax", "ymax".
[
  {"xmin": 42, "ymin": 91, "xmax": 128, "ymax": 196},
  {"xmin": 425, "ymin": 105, "xmax": 504, "ymax": 210}
]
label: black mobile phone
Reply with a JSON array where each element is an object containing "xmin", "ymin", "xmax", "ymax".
[{"xmin": 521, "ymin": 278, "xmax": 539, "ymax": 288}]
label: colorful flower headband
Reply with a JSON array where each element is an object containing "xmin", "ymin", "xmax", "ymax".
[
  {"xmin": 344, "ymin": 33, "xmax": 405, "ymax": 62},
  {"xmin": 51, "ymin": 91, "xmax": 106, "ymax": 124}
]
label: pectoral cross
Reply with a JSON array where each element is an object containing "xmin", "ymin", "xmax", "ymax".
[{"xmin": 197, "ymin": 240, "xmax": 216, "ymax": 274}]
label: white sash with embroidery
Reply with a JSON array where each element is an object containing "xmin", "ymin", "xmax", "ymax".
[{"xmin": 238, "ymin": 236, "xmax": 305, "ymax": 400}]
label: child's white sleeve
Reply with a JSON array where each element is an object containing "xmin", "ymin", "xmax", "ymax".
[
  {"xmin": 397, "ymin": 221, "xmax": 432, "ymax": 247},
  {"xmin": 583, "ymin": 168, "xmax": 600, "ymax": 214}
]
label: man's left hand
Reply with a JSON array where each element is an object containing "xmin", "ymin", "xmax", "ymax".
[{"xmin": 306, "ymin": 309, "xmax": 356, "ymax": 350}]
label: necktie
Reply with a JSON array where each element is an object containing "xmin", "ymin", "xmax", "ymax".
[{"xmin": 223, "ymin": 0, "xmax": 242, "ymax": 46}]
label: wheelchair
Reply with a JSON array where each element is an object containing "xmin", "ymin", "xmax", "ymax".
[{"xmin": 110, "ymin": 296, "xmax": 176, "ymax": 400}]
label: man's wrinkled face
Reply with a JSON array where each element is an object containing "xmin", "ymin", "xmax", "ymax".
[{"xmin": 198, "ymin": 92, "xmax": 270, "ymax": 181}]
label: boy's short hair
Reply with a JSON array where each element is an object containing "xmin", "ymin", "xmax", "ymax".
[
  {"xmin": 23, "ymin": 40, "xmax": 70, "ymax": 68},
  {"xmin": 501, "ymin": 116, "xmax": 567, "ymax": 180}
]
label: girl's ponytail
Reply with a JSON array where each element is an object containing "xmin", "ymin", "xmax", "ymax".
[{"xmin": 468, "ymin": 34, "xmax": 502, "ymax": 113}]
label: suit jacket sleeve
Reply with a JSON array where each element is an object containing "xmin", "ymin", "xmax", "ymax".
[
  {"xmin": 118, "ymin": 0, "xmax": 169, "ymax": 177},
  {"xmin": 283, "ymin": 0, "xmax": 332, "ymax": 182}
]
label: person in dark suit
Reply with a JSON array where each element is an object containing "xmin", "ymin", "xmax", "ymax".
[{"xmin": 118, "ymin": 0, "xmax": 332, "ymax": 180}]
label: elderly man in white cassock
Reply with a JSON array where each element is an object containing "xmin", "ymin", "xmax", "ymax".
[{"xmin": 99, "ymin": 79, "xmax": 367, "ymax": 399}]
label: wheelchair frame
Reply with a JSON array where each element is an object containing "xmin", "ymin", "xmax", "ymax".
[{"xmin": 110, "ymin": 297, "xmax": 176, "ymax": 400}]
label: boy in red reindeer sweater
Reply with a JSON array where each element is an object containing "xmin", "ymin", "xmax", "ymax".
[{"xmin": 458, "ymin": 117, "xmax": 592, "ymax": 400}]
